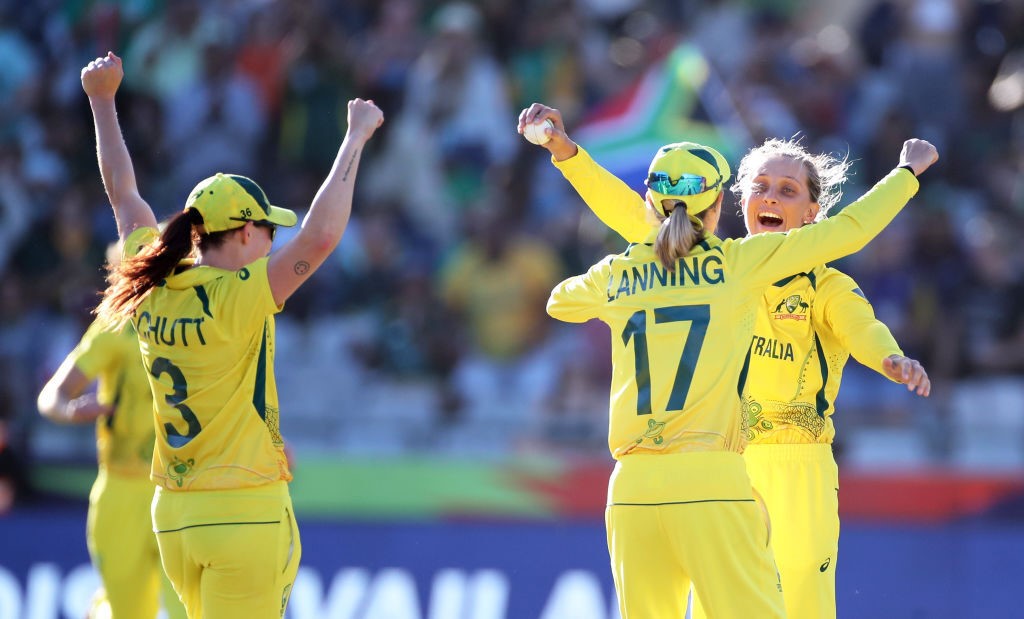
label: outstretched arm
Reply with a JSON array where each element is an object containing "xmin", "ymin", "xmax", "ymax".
[
  {"xmin": 82, "ymin": 52, "xmax": 158, "ymax": 240},
  {"xmin": 734, "ymin": 139, "xmax": 939, "ymax": 289},
  {"xmin": 519, "ymin": 103, "xmax": 652, "ymax": 244},
  {"xmin": 821, "ymin": 276, "xmax": 931, "ymax": 397},
  {"xmin": 267, "ymin": 98, "xmax": 384, "ymax": 306}
]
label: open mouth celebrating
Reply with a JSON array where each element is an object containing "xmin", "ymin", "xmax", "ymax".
[{"xmin": 757, "ymin": 211, "xmax": 785, "ymax": 229}]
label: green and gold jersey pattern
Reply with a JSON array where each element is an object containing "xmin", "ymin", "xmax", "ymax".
[
  {"xmin": 125, "ymin": 228, "xmax": 290, "ymax": 491},
  {"xmin": 550, "ymin": 148, "xmax": 917, "ymax": 458},
  {"xmin": 743, "ymin": 267, "xmax": 901, "ymax": 444},
  {"xmin": 70, "ymin": 319, "xmax": 155, "ymax": 478}
]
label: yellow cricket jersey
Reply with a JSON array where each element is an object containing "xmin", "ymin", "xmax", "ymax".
[
  {"xmin": 69, "ymin": 319, "xmax": 154, "ymax": 478},
  {"xmin": 123, "ymin": 227, "xmax": 290, "ymax": 492},
  {"xmin": 743, "ymin": 267, "xmax": 901, "ymax": 444},
  {"xmin": 549, "ymin": 148, "xmax": 918, "ymax": 459}
]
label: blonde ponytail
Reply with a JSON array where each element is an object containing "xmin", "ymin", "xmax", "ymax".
[{"xmin": 654, "ymin": 204, "xmax": 703, "ymax": 270}]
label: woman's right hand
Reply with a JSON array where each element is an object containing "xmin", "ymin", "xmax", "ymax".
[
  {"xmin": 81, "ymin": 52, "xmax": 123, "ymax": 99},
  {"xmin": 898, "ymin": 139, "xmax": 939, "ymax": 177},
  {"xmin": 347, "ymin": 98, "xmax": 384, "ymax": 143},
  {"xmin": 518, "ymin": 103, "xmax": 579, "ymax": 162}
]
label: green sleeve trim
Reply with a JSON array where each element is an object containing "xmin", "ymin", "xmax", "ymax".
[
  {"xmin": 813, "ymin": 332, "xmax": 830, "ymax": 417},
  {"xmin": 737, "ymin": 347, "xmax": 752, "ymax": 398},
  {"xmin": 253, "ymin": 320, "xmax": 268, "ymax": 421},
  {"xmin": 772, "ymin": 271, "xmax": 816, "ymax": 289}
]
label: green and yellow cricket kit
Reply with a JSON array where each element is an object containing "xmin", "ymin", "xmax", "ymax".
[
  {"xmin": 133, "ymin": 255, "xmax": 290, "ymax": 493},
  {"xmin": 72, "ymin": 319, "xmax": 155, "ymax": 479},
  {"xmin": 549, "ymin": 147, "xmax": 918, "ymax": 618},
  {"xmin": 744, "ymin": 266, "xmax": 902, "ymax": 445},
  {"xmin": 70, "ymin": 319, "xmax": 185, "ymax": 618},
  {"xmin": 718, "ymin": 266, "xmax": 901, "ymax": 619},
  {"xmin": 126, "ymin": 227, "xmax": 300, "ymax": 619}
]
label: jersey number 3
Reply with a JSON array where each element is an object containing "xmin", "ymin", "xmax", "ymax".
[
  {"xmin": 151, "ymin": 357, "xmax": 202, "ymax": 447},
  {"xmin": 622, "ymin": 304, "xmax": 710, "ymax": 415}
]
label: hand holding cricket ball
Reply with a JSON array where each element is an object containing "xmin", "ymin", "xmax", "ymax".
[
  {"xmin": 523, "ymin": 118, "xmax": 554, "ymax": 145},
  {"xmin": 517, "ymin": 103, "xmax": 580, "ymax": 162}
]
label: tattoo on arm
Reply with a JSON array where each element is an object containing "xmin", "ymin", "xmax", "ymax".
[
  {"xmin": 294, "ymin": 261, "xmax": 310, "ymax": 275},
  {"xmin": 341, "ymin": 150, "xmax": 359, "ymax": 182}
]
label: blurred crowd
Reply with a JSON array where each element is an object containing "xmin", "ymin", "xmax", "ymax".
[{"xmin": 1, "ymin": 0, "xmax": 1023, "ymax": 508}]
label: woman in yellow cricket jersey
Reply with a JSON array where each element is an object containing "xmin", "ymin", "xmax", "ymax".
[
  {"xmin": 692, "ymin": 138, "xmax": 932, "ymax": 619},
  {"xmin": 525, "ymin": 108, "xmax": 937, "ymax": 617},
  {"xmin": 521, "ymin": 104, "xmax": 933, "ymax": 618},
  {"xmin": 38, "ymin": 249, "xmax": 187, "ymax": 619},
  {"xmin": 81, "ymin": 51, "xmax": 383, "ymax": 618}
]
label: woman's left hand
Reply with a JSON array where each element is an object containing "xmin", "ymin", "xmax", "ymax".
[{"xmin": 882, "ymin": 354, "xmax": 931, "ymax": 397}]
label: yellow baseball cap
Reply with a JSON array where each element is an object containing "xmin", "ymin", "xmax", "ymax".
[
  {"xmin": 645, "ymin": 142, "xmax": 731, "ymax": 217},
  {"xmin": 184, "ymin": 173, "xmax": 297, "ymax": 233}
]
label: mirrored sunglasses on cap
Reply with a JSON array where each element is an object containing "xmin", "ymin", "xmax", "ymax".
[{"xmin": 646, "ymin": 172, "xmax": 717, "ymax": 196}]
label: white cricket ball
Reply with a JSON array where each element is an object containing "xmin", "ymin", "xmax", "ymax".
[{"xmin": 523, "ymin": 118, "xmax": 554, "ymax": 145}]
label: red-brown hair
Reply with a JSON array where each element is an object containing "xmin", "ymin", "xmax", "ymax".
[{"xmin": 95, "ymin": 209, "xmax": 231, "ymax": 327}]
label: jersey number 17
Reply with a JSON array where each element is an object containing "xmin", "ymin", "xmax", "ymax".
[{"xmin": 622, "ymin": 304, "xmax": 710, "ymax": 415}]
